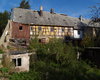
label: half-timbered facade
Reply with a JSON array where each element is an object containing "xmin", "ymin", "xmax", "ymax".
[{"xmin": 30, "ymin": 26, "xmax": 73, "ymax": 38}]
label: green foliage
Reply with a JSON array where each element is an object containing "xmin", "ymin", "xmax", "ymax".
[
  {"xmin": 9, "ymin": 71, "xmax": 41, "ymax": 80},
  {"xmin": 94, "ymin": 36, "xmax": 100, "ymax": 47},
  {"xmin": 90, "ymin": 4, "xmax": 100, "ymax": 23},
  {"xmin": 19, "ymin": 0, "xmax": 31, "ymax": 9},
  {"xmin": 81, "ymin": 34, "xmax": 94, "ymax": 47},
  {"xmin": 0, "ymin": 67, "xmax": 8, "ymax": 73},
  {"xmin": 0, "ymin": 49, "xmax": 4, "ymax": 54},
  {"xmin": 81, "ymin": 33, "xmax": 100, "ymax": 47},
  {"xmin": 10, "ymin": 38, "xmax": 100, "ymax": 80},
  {"xmin": 0, "ymin": 11, "xmax": 10, "ymax": 36},
  {"xmin": 2, "ymin": 55, "xmax": 15, "ymax": 73},
  {"xmin": 0, "ymin": 67, "xmax": 9, "ymax": 79}
]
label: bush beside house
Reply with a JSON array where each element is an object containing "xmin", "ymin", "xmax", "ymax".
[{"xmin": 9, "ymin": 39, "xmax": 100, "ymax": 80}]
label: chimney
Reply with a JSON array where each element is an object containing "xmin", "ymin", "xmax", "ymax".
[
  {"xmin": 79, "ymin": 15, "xmax": 83, "ymax": 21},
  {"xmin": 40, "ymin": 6, "xmax": 43, "ymax": 16},
  {"xmin": 50, "ymin": 8, "xmax": 54, "ymax": 14}
]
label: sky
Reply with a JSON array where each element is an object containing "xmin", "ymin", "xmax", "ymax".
[{"xmin": 0, "ymin": 0, "xmax": 100, "ymax": 18}]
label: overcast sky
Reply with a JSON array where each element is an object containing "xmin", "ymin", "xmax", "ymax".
[{"xmin": 0, "ymin": 0, "xmax": 99, "ymax": 18}]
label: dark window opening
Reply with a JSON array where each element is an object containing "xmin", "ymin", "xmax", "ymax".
[
  {"xmin": 18, "ymin": 58, "xmax": 21, "ymax": 66},
  {"xmin": 38, "ymin": 26, "xmax": 42, "ymax": 31},
  {"xmin": 19, "ymin": 16, "xmax": 22, "ymax": 18},
  {"xmin": 39, "ymin": 39, "xmax": 41, "ymax": 43},
  {"xmin": 4, "ymin": 37, "xmax": 7, "ymax": 42},
  {"xmin": 19, "ymin": 26, "xmax": 23, "ymax": 30},
  {"xmin": 78, "ymin": 31, "xmax": 80, "ymax": 35},
  {"xmin": 30, "ymin": 26, "xmax": 33, "ymax": 31},
  {"xmin": 39, "ymin": 38, "xmax": 47, "ymax": 43},
  {"xmin": 12, "ymin": 59, "xmax": 16, "ymax": 66},
  {"xmin": 63, "ymin": 19, "xmax": 66, "ymax": 21},
  {"xmin": 62, "ymin": 28, "xmax": 65, "ymax": 32},
  {"xmin": 68, "ymin": 28, "xmax": 71, "ymax": 32},
  {"xmin": 12, "ymin": 58, "xmax": 22, "ymax": 66},
  {"xmin": 51, "ymin": 27, "xmax": 54, "ymax": 32},
  {"xmin": 48, "ymin": 18, "xmax": 50, "ymax": 20}
]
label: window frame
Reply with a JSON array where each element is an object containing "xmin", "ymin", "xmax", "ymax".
[
  {"xmin": 62, "ymin": 27, "xmax": 65, "ymax": 32},
  {"xmin": 17, "ymin": 58, "xmax": 22, "ymax": 66},
  {"xmin": 12, "ymin": 58, "xmax": 22, "ymax": 67},
  {"xmin": 50, "ymin": 27, "xmax": 54, "ymax": 32}
]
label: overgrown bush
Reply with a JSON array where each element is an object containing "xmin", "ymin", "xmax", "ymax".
[
  {"xmin": 0, "ymin": 49, "xmax": 4, "ymax": 54},
  {"xmin": 10, "ymin": 38, "xmax": 100, "ymax": 80}
]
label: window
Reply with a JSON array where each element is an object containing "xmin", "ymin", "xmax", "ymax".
[
  {"xmin": 62, "ymin": 28, "xmax": 65, "ymax": 32},
  {"xmin": 63, "ymin": 19, "xmax": 66, "ymax": 21},
  {"xmin": 30, "ymin": 26, "xmax": 33, "ymax": 30},
  {"xmin": 35, "ymin": 17, "xmax": 37, "ymax": 18},
  {"xmin": 38, "ymin": 26, "xmax": 42, "ymax": 31},
  {"xmin": 48, "ymin": 18, "xmax": 50, "ymax": 20},
  {"xmin": 68, "ymin": 28, "xmax": 71, "ymax": 32},
  {"xmin": 18, "ymin": 58, "xmax": 21, "ymax": 66},
  {"xmin": 50, "ymin": 27, "xmax": 54, "ymax": 32},
  {"xmin": 19, "ymin": 15, "xmax": 22, "ymax": 18},
  {"xmin": 12, "ymin": 59, "xmax": 16, "ymax": 66},
  {"xmin": 19, "ymin": 26, "xmax": 23, "ymax": 30},
  {"xmin": 12, "ymin": 58, "xmax": 22, "ymax": 66},
  {"xmin": 78, "ymin": 30, "xmax": 80, "ymax": 35}
]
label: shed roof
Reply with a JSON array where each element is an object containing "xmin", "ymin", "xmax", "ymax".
[{"xmin": 10, "ymin": 51, "xmax": 29, "ymax": 55}]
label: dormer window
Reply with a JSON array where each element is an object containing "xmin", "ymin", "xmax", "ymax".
[{"xmin": 19, "ymin": 26, "xmax": 23, "ymax": 30}]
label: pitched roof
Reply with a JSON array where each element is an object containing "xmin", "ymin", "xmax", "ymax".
[
  {"xmin": 11, "ymin": 8, "xmax": 86, "ymax": 28},
  {"xmin": 82, "ymin": 19, "xmax": 100, "ymax": 28}
]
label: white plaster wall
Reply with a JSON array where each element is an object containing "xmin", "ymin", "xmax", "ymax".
[
  {"xmin": 10, "ymin": 53, "xmax": 30, "ymax": 72},
  {"xmin": 74, "ymin": 30, "xmax": 83, "ymax": 39},
  {"xmin": 30, "ymin": 26, "xmax": 33, "ymax": 35}
]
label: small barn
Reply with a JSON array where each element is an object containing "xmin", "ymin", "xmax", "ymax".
[{"xmin": 10, "ymin": 51, "xmax": 32, "ymax": 72}]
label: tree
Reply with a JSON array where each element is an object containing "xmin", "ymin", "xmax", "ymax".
[
  {"xmin": 10, "ymin": 38, "xmax": 100, "ymax": 80},
  {"xmin": 0, "ymin": 11, "xmax": 10, "ymax": 36},
  {"xmin": 19, "ymin": 0, "xmax": 31, "ymax": 9},
  {"xmin": 90, "ymin": 4, "xmax": 100, "ymax": 23},
  {"xmin": 89, "ymin": 4, "xmax": 100, "ymax": 46},
  {"xmin": 80, "ymin": 34, "xmax": 94, "ymax": 47},
  {"xmin": 28, "ymin": 39, "xmax": 100, "ymax": 80}
]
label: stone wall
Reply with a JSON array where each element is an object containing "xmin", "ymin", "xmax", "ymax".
[{"xmin": 0, "ymin": 20, "xmax": 12, "ymax": 48}]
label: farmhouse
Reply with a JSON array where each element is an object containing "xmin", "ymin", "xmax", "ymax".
[
  {"xmin": 0, "ymin": 6, "xmax": 100, "ymax": 72},
  {"xmin": 0, "ymin": 6, "xmax": 100, "ymax": 47},
  {"xmin": 10, "ymin": 7, "xmax": 85, "ymax": 43},
  {"xmin": 1, "ymin": 7, "xmax": 95, "ymax": 47}
]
